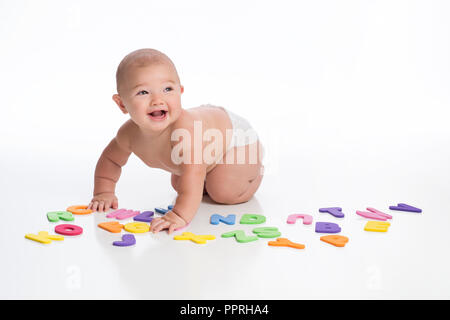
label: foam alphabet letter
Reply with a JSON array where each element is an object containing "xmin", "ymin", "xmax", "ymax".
[
  {"xmin": 133, "ymin": 211, "xmax": 154, "ymax": 223},
  {"xmin": 221, "ymin": 230, "xmax": 258, "ymax": 243},
  {"xmin": 55, "ymin": 224, "xmax": 83, "ymax": 236},
  {"xmin": 115, "ymin": 210, "xmax": 140, "ymax": 220},
  {"xmin": 320, "ymin": 235, "xmax": 349, "ymax": 247},
  {"xmin": 210, "ymin": 214, "xmax": 236, "ymax": 225},
  {"xmin": 155, "ymin": 207, "xmax": 168, "ymax": 214},
  {"xmin": 356, "ymin": 207, "xmax": 392, "ymax": 221},
  {"xmin": 364, "ymin": 221, "xmax": 391, "ymax": 232},
  {"xmin": 315, "ymin": 222, "xmax": 341, "ymax": 233},
  {"xmin": 66, "ymin": 205, "xmax": 93, "ymax": 215},
  {"xmin": 319, "ymin": 207, "xmax": 345, "ymax": 218},
  {"xmin": 173, "ymin": 232, "xmax": 215, "ymax": 244},
  {"xmin": 124, "ymin": 222, "xmax": 150, "ymax": 233},
  {"xmin": 113, "ymin": 234, "xmax": 136, "ymax": 247},
  {"xmin": 268, "ymin": 238, "xmax": 305, "ymax": 249},
  {"xmin": 252, "ymin": 227, "xmax": 281, "ymax": 238},
  {"xmin": 25, "ymin": 231, "xmax": 64, "ymax": 244},
  {"xmin": 389, "ymin": 203, "xmax": 422, "ymax": 213},
  {"xmin": 98, "ymin": 221, "xmax": 124, "ymax": 233},
  {"xmin": 47, "ymin": 211, "xmax": 74, "ymax": 222},
  {"xmin": 106, "ymin": 208, "xmax": 128, "ymax": 218},
  {"xmin": 240, "ymin": 214, "xmax": 266, "ymax": 225},
  {"xmin": 286, "ymin": 214, "xmax": 313, "ymax": 225}
]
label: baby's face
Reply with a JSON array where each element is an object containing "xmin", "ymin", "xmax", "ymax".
[{"xmin": 116, "ymin": 63, "xmax": 184, "ymax": 132}]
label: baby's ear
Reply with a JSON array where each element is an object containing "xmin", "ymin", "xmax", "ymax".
[
  {"xmin": 180, "ymin": 85, "xmax": 184, "ymax": 94},
  {"xmin": 112, "ymin": 94, "xmax": 128, "ymax": 114}
]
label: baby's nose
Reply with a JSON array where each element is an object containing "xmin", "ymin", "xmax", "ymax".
[{"xmin": 151, "ymin": 97, "xmax": 165, "ymax": 106}]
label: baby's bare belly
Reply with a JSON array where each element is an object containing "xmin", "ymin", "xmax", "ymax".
[{"xmin": 133, "ymin": 104, "xmax": 261, "ymax": 175}]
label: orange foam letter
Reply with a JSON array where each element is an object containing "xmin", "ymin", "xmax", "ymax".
[{"xmin": 320, "ymin": 235, "xmax": 349, "ymax": 247}]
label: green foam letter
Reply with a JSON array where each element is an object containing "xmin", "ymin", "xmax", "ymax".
[
  {"xmin": 240, "ymin": 214, "xmax": 266, "ymax": 225},
  {"xmin": 46, "ymin": 211, "xmax": 74, "ymax": 222},
  {"xmin": 221, "ymin": 230, "xmax": 258, "ymax": 243},
  {"xmin": 253, "ymin": 227, "xmax": 281, "ymax": 238}
]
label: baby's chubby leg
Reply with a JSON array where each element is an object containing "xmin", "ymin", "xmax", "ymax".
[
  {"xmin": 205, "ymin": 141, "xmax": 264, "ymax": 205},
  {"xmin": 172, "ymin": 173, "xmax": 208, "ymax": 195},
  {"xmin": 153, "ymin": 142, "xmax": 263, "ymax": 233}
]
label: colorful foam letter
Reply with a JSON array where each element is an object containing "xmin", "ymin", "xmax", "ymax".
[
  {"xmin": 364, "ymin": 221, "xmax": 391, "ymax": 232},
  {"xmin": 133, "ymin": 211, "xmax": 154, "ymax": 223},
  {"xmin": 106, "ymin": 208, "xmax": 128, "ymax": 218},
  {"xmin": 240, "ymin": 214, "xmax": 266, "ymax": 224},
  {"xmin": 210, "ymin": 214, "xmax": 236, "ymax": 225},
  {"xmin": 315, "ymin": 222, "xmax": 341, "ymax": 233},
  {"xmin": 124, "ymin": 222, "xmax": 150, "ymax": 233},
  {"xmin": 55, "ymin": 224, "xmax": 83, "ymax": 236},
  {"xmin": 268, "ymin": 238, "xmax": 305, "ymax": 249},
  {"xmin": 389, "ymin": 203, "xmax": 422, "ymax": 213},
  {"xmin": 356, "ymin": 207, "xmax": 392, "ymax": 221},
  {"xmin": 98, "ymin": 221, "xmax": 124, "ymax": 233},
  {"xmin": 115, "ymin": 210, "xmax": 140, "ymax": 220},
  {"xmin": 320, "ymin": 235, "xmax": 349, "ymax": 247},
  {"xmin": 66, "ymin": 205, "xmax": 93, "ymax": 215},
  {"xmin": 173, "ymin": 232, "xmax": 215, "ymax": 244},
  {"xmin": 155, "ymin": 207, "xmax": 168, "ymax": 214},
  {"xmin": 367, "ymin": 207, "xmax": 392, "ymax": 219},
  {"xmin": 286, "ymin": 214, "xmax": 313, "ymax": 225},
  {"xmin": 25, "ymin": 231, "xmax": 64, "ymax": 244},
  {"xmin": 113, "ymin": 234, "xmax": 136, "ymax": 247},
  {"xmin": 221, "ymin": 230, "xmax": 259, "ymax": 243},
  {"xmin": 252, "ymin": 227, "xmax": 281, "ymax": 238},
  {"xmin": 47, "ymin": 211, "xmax": 74, "ymax": 222},
  {"xmin": 319, "ymin": 207, "xmax": 344, "ymax": 218}
]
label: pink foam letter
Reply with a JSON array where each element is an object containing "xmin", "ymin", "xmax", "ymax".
[
  {"xmin": 116, "ymin": 210, "xmax": 140, "ymax": 220},
  {"xmin": 356, "ymin": 208, "xmax": 392, "ymax": 221},
  {"xmin": 287, "ymin": 214, "xmax": 313, "ymax": 225},
  {"xmin": 106, "ymin": 208, "xmax": 128, "ymax": 218}
]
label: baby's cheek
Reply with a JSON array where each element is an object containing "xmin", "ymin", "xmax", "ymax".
[{"xmin": 169, "ymin": 107, "xmax": 182, "ymax": 119}]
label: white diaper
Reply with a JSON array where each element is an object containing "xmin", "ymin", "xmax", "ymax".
[
  {"xmin": 221, "ymin": 107, "xmax": 259, "ymax": 149},
  {"xmin": 201, "ymin": 104, "xmax": 264, "ymax": 165}
]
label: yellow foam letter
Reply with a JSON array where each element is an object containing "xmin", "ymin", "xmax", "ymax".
[
  {"xmin": 124, "ymin": 222, "xmax": 150, "ymax": 233},
  {"xmin": 174, "ymin": 232, "xmax": 215, "ymax": 244},
  {"xmin": 364, "ymin": 221, "xmax": 391, "ymax": 232},
  {"xmin": 25, "ymin": 231, "xmax": 64, "ymax": 244}
]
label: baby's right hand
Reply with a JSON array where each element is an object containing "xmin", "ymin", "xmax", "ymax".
[{"xmin": 88, "ymin": 192, "xmax": 118, "ymax": 212}]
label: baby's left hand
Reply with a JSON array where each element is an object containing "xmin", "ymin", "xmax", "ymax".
[{"xmin": 150, "ymin": 210, "xmax": 187, "ymax": 234}]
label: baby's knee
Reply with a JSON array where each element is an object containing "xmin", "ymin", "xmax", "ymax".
[
  {"xmin": 208, "ymin": 189, "xmax": 247, "ymax": 205},
  {"xmin": 205, "ymin": 181, "xmax": 251, "ymax": 205}
]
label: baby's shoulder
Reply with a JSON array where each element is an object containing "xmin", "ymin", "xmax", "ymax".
[
  {"xmin": 172, "ymin": 104, "xmax": 227, "ymax": 132},
  {"xmin": 115, "ymin": 119, "xmax": 137, "ymax": 150},
  {"xmin": 172, "ymin": 108, "xmax": 197, "ymax": 130}
]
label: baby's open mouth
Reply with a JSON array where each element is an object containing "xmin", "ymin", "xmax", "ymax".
[{"xmin": 148, "ymin": 109, "xmax": 167, "ymax": 121}]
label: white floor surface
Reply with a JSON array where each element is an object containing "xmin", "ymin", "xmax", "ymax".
[
  {"xmin": 1, "ymin": 0, "xmax": 450, "ymax": 300},
  {"xmin": 2, "ymin": 141, "xmax": 450, "ymax": 299}
]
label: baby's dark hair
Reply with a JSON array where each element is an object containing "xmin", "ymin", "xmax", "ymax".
[{"xmin": 115, "ymin": 48, "xmax": 180, "ymax": 93}]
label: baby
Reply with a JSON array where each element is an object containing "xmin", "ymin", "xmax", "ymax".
[{"xmin": 88, "ymin": 48, "xmax": 264, "ymax": 233}]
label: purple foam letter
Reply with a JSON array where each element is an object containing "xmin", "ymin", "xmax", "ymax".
[
  {"xmin": 319, "ymin": 207, "xmax": 345, "ymax": 218},
  {"xmin": 315, "ymin": 222, "xmax": 341, "ymax": 233}
]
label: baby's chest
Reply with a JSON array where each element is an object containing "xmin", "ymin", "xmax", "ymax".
[{"xmin": 132, "ymin": 144, "xmax": 180, "ymax": 173}]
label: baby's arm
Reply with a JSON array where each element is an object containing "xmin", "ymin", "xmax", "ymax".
[
  {"xmin": 151, "ymin": 163, "xmax": 207, "ymax": 233},
  {"xmin": 88, "ymin": 129, "xmax": 131, "ymax": 212}
]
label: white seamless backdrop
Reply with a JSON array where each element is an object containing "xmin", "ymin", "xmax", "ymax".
[{"xmin": 1, "ymin": 0, "xmax": 449, "ymax": 299}]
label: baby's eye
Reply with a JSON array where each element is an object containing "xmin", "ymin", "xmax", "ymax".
[
  {"xmin": 137, "ymin": 90, "xmax": 149, "ymax": 95},
  {"xmin": 164, "ymin": 87, "xmax": 173, "ymax": 93}
]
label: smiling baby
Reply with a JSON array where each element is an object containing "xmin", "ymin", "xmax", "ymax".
[{"xmin": 88, "ymin": 48, "xmax": 264, "ymax": 233}]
